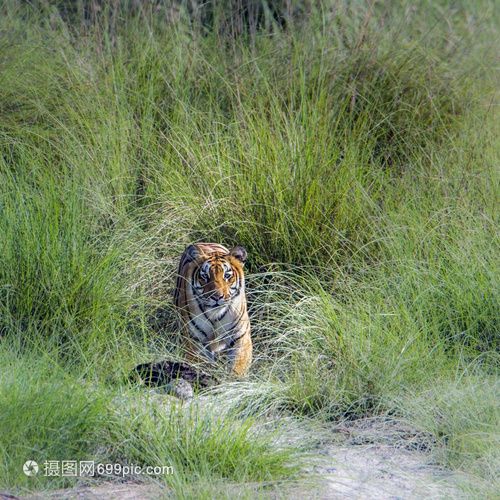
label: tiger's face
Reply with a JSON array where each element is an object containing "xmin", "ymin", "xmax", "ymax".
[{"xmin": 191, "ymin": 246, "xmax": 247, "ymax": 309}]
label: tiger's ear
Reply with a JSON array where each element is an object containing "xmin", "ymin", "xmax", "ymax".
[{"xmin": 229, "ymin": 246, "xmax": 247, "ymax": 264}]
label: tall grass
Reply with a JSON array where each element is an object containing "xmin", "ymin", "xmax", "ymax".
[{"xmin": 0, "ymin": 0, "xmax": 498, "ymax": 495}]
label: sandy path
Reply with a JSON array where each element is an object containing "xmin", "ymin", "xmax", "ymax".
[{"xmin": 303, "ymin": 444, "xmax": 462, "ymax": 499}]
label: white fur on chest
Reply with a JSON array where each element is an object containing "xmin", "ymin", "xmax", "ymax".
[{"xmin": 187, "ymin": 283, "xmax": 244, "ymax": 343}]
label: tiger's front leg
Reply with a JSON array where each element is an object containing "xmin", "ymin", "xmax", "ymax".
[
  {"xmin": 205, "ymin": 335, "xmax": 252, "ymax": 376},
  {"xmin": 183, "ymin": 335, "xmax": 216, "ymax": 367},
  {"xmin": 229, "ymin": 331, "xmax": 252, "ymax": 377}
]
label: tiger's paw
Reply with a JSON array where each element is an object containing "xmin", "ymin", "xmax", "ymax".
[{"xmin": 164, "ymin": 378, "xmax": 194, "ymax": 400}]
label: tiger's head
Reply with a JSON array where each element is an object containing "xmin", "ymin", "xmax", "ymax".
[{"xmin": 186, "ymin": 244, "xmax": 247, "ymax": 309}]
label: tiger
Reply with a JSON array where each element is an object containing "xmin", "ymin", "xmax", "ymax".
[{"xmin": 173, "ymin": 242, "xmax": 252, "ymax": 377}]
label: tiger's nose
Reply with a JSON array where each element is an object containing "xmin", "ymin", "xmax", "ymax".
[{"xmin": 211, "ymin": 292, "xmax": 224, "ymax": 301}]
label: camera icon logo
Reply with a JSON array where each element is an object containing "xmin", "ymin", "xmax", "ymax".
[{"xmin": 23, "ymin": 460, "xmax": 39, "ymax": 476}]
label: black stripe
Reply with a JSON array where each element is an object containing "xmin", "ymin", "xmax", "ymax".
[
  {"xmin": 231, "ymin": 278, "xmax": 242, "ymax": 297},
  {"xmin": 217, "ymin": 308, "xmax": 229, "ymax": 321},
  {"xmin": 224, "ymin": 307, "xmax": 246, "ymax": 334},
  {"xmin": 174, "ymin": 252, "xmax": 195, "ymax": 305},
  {"xmin": 189, "ymin": 317, "xmax": 209, "ymax": 341},
  {"xmin": 192, "ymin": 271, "xmax": 214, "ymax": 323},
  {"xmin": 227, "ymin": 328, "xmax": 248, "ymax": 348}
]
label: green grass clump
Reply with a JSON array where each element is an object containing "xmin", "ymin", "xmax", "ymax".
[
  {"xmin": 107, "ymin": 392, "xmax": 298, "ymax": 492},
  {"xmin": 0, "ymin": 345, "xmax": 297, "ymax": 494},
  {"xmin": 398, "ymin": 376, "xmax": 500, "ymax": 494},
  {"xmin": 0, "ymin": 348, "xmax": 107, "ymax": 490},
  {"xmin": 0, "ymin": 0, "xmax": 498, "ymax": 496}
]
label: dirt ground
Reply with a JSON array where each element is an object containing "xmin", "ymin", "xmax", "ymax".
[{"xmin": 304, "ymin": 444, "xmax": 462, "ymax": 499}]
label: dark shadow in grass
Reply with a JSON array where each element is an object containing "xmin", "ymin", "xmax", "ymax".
[{"xmin": 130, "ymin": 360, "xmax": 219, "ymax": 400}]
